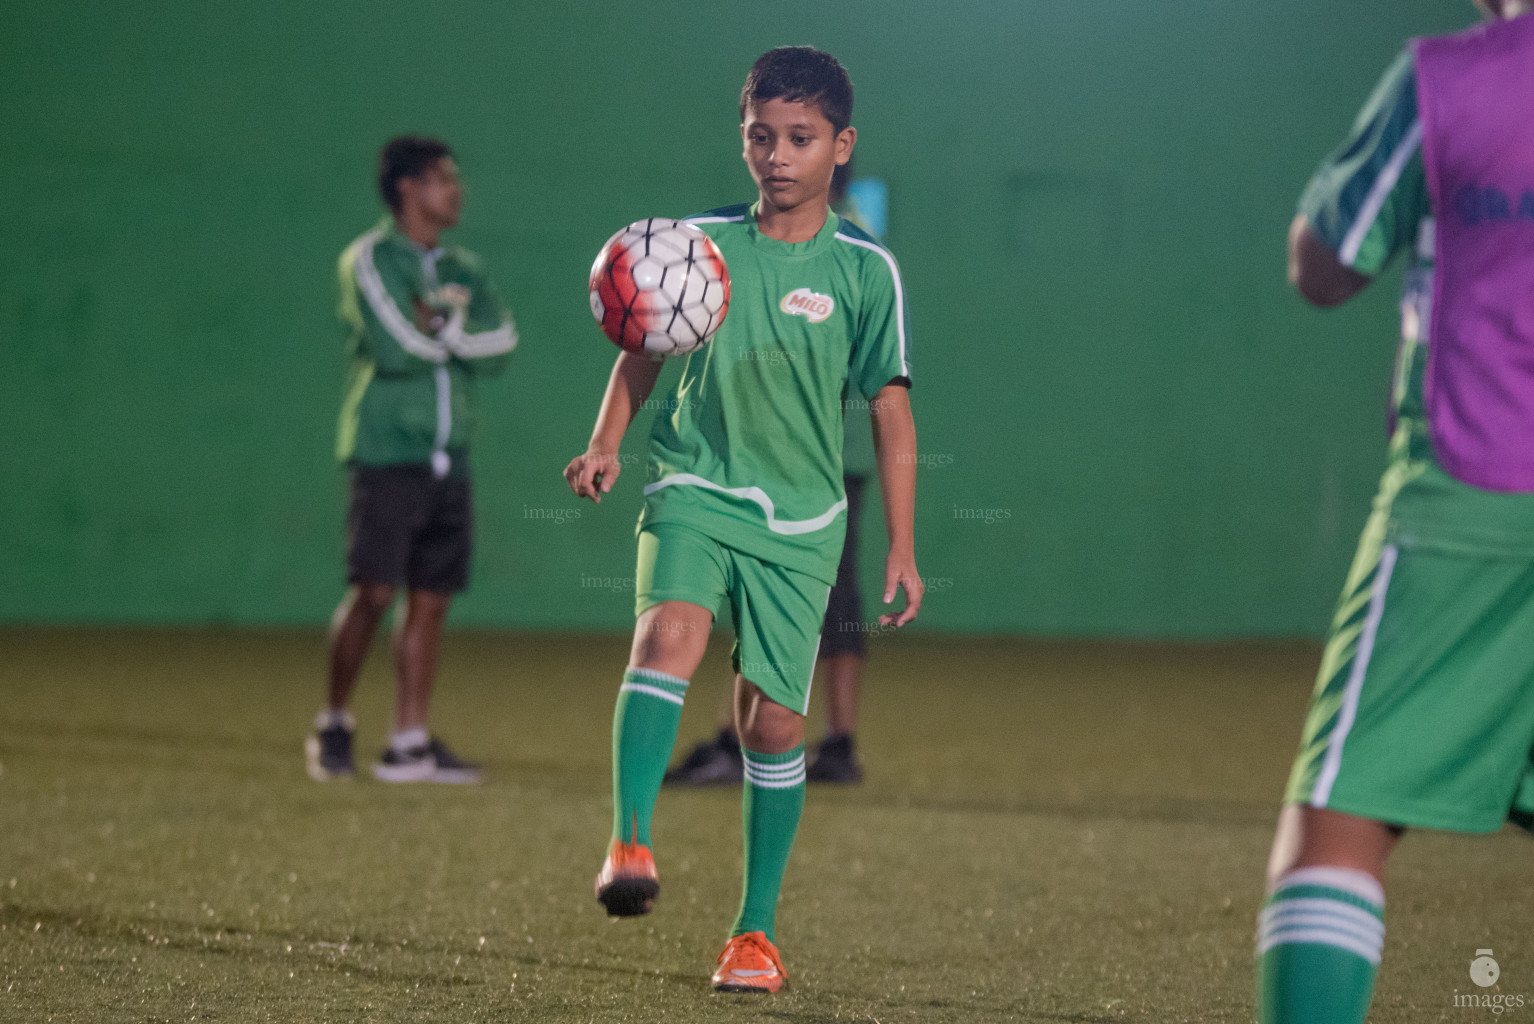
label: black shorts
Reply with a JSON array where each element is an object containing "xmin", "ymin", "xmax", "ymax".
[
  {"xmin": 820, "ymin": 473, "xmax": 867, "ymax": 658},
  {"xmin": 346, "ymin": 464, "xmax": 473, "ymax": 594}
]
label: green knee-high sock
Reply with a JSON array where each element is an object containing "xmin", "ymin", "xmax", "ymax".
[
  {"xmin": 1257, "ymin": 867, "xmax": 1384, "ymax": 1024},
  {"xmin": 732, "ymin": 745, "xmax": 807, "ymax": 942},
  {"xmin": 611, "ymin": 668, "xmax": 688, "ymax": 847}
]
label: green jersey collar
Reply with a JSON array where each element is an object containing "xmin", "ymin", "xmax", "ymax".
[
  {"xmin": 745, "ymin": 202, "xmax": 840, "ymax": 259},
  {"xmin": 380, "ymin": 216, "xmax": 443, "ymax": 257}
]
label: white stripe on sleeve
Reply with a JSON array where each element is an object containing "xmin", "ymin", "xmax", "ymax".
[
  {"xmin": 1338, "ymin": 121, "xmax": 1423, "ymax": 269},
  {"xmin": 353, "ymin": 231, "xmax": 449, "ymax": 364},
  {"xmin": 448, "ymin": 319, "xmax": 518, "ymax": 358},
  {"xmin": 834, "ymin": 232, "xmax": 910, "ymax": 378}
]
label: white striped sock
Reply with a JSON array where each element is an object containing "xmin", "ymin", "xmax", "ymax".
[
  {"xmin": 742, "ymin": 750, "xmax": 806, "ymax": 789},
  {"xmin": 619, "ymin": 667, "xmax": 690, "ymax": 706},
  {"xmin": 1258, "ymin": 868, "xmax": 1385, "ymax": 965}
]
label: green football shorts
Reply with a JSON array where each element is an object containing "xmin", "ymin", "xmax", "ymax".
[
  {"xmin": 635, "ymin": 522, "xmax": 832, "ymax": 714},
  {"xmin": 1286, "ymin": 510, "xmax": 1534, "ymax": 832}
]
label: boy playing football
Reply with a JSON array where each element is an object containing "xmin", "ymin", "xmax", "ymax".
[{"xmin": 564, "ymin": 46, "xmax": 921, "ymax": 992}]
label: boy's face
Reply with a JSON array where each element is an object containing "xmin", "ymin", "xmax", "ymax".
[
  {"xmin": 399, "ymin": 157, "xmax": 463, "ymax": 229},
  {"xmin": 741, "ymin": 97, "xmax": 855, "ymax": 213}
]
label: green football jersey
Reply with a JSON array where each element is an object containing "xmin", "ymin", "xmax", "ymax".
[
  {"xmin": 1303, "ymin": 48, "xmax": 1534, "ymax": 556},
  {"xmin": 336, "ymin": 218, "xmax": 516, "ymax": 470},
  {"xmin": 637, "ymin": 202, "xmax": 913, "ymax": 584}
]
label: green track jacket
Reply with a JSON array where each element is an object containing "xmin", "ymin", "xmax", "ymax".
[{"xmin": 335, "ymin": 218, "xmax": 516, "ymax": 474}]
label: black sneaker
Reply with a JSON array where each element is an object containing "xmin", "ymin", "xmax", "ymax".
[
  {"xmin": 663, "ymin": 730, "xmax": 743, "ymax": 786},
  {"xmin": 305, "ymin": 723, "xmax": 355, "ymax": 781},
  {"xmin": 372, "ymin": 736, "xmax": 482, "ymax": 785},
  {"xmin": 806, "ymin": 733, "xmax": 863, "ymax": 784}
]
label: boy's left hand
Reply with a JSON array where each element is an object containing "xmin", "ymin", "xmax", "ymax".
[{"xmin": 879, "ymin": 550, "xmax": 923, "ymax": 627}]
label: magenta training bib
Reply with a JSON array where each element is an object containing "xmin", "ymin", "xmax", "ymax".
[{"xmin": 1414, "ymin": 15, "xmax": 1534, "ymax": 492}]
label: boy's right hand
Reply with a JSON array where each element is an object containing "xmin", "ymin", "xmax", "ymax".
[{"xmin": 565, "ymin": 450, "xmax": 623, "ymax": 503}]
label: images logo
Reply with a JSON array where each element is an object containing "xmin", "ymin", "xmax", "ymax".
[
  {"xmin": 1453, "ymin": 949, "xmax": 1525, "ymax": 1014},
  {"xmin": 1473, "ymin": 951, "xmax": 1502, "ymax": 989},
  {"xmin": 780, "ymin": 288, "xmax": 834, "ymax": 323}
]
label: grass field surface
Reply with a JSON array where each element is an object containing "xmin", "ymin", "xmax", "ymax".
[{"xmin": 2, "ymin": 629, "xmax": 1528, "ymax": 1022}]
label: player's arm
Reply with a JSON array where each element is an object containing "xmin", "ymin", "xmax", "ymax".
[
  {"xmin": 1288, "ymin": 215, "xmax": 1371, "ymax": 308},
  {"xmin": 346, "ymin": 240, "xmax": 450, "ymax": 374},
  {"xmin": 564, "ymin": 353, "xmax": 664, "ymax": 502},
  {"xmin": 848, "ymin": 239, "xmax": 920, "ymax": 625},
  {"xmin": 1290, "ymin": 49, "xmax": 1424, "ymax": 310},
  {"xmin": 870, "ymin": 383, "xmax": 922, "ymax": 627},
  {"xmin": 444, "ymin": 268, "xmax": 518, "ymax": 375}
]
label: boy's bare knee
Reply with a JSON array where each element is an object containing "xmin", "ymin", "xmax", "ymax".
[
  {"xmin": 1266, "ymin": 805, "xmax": 1401, "ymax": 888},
  {"xmin": 734, "ymin": 678, "xmax": 805, "ymax": 754},
  {"xmin": 629, "ymin": 602, "xmax": 711, "ymax": 679},
  {"xmin": 352, "ymin": 584, "xmax": 396, "ymax": 618},
  {"xmin": 407, "ymin": 589, "xmax": 452, "ymax": 621}
]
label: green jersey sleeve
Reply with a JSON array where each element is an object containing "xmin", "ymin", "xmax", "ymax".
[
  {"xmin": 1299, "ymin": 48, "xmax": 1430, "ymax": 276},
  {"xmin": 342, "ymin": 232, "xmax": 450, "ymax": 375},
  {"xmin": 842, "ymin": 233, "xmax": 913, "ymax": 400},
  {"xmin": 447, "ymin": 260, "xmax": 517, "ymax": 376}
]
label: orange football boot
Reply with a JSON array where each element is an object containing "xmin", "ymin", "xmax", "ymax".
[
  {"xmin": 710, "ymin": 931, "xmax": 787, "ymax": 993},
  {"xmin": 594, "ymin": 838, "xmax": 659, "ymax": 917}
]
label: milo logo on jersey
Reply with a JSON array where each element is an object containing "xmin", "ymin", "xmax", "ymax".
[
  {"xmin": 780, "ymin": 288, "xmax": 834, "ymax": 323},
  {"xmin": 1453, "ymin": 184, "xmax": 1534, "ymax": 226}
]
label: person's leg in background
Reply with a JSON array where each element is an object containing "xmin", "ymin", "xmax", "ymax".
[
  {"xmin": 372, "ymin": 469, "xmax": 481, "ymax": 783},
  {"xmin": 808, "ymin": 473, "xmax": 867, "ymax": 783}
]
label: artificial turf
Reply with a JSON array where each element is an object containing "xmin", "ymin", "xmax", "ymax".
[{"xmin": 1, "ymin": 628, "xmax": 1528, "ymax": 1022}]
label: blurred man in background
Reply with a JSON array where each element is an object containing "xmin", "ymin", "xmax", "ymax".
[{"xmin": 305, "ymin": 136, "xmax": 517, "ymax": 784}]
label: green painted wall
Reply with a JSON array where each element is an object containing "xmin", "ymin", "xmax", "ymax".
[{"xmin": 0, "ymin": 1, "xmax": 1470, "ymax": 634}]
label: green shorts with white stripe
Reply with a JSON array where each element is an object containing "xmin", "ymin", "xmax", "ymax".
[
  {"xmin": 1285, "ymin": 507, "xmax": 1534, "ymax": 832},
  {"xmin": 635, "ymin": 522, "xmax": 832, "ymax": 715}
]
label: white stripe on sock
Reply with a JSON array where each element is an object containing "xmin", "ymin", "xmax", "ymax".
[
  {"xmin": 626, "ymin": 667, "xmax": 690, "ymax": 690},
  {"xmin": 742, "ymin": 758, "xmax": 805, "ymax": 776},
  {"xmin": 744, "ymin": 770, "xmax": 806, "ymax": 789},
  {"xmin": 741, "ymin": 753, "xmax": 804, "ymax": 768},
  {"xmin": 1260, "ymin": 906, "xmax": 1384, "ymax": 943},
  {"xmin": 1259, "ymin": 908, "xmax": 1384, "ymax": 949},
  {"xmin": 1257, "ymin": 925, "xmax": 1383, "ymax": 964},
  {"xmin": 618, "ymin": 682, "xmax": 685, "ymax": 706},
  {"xmin": 743, "ymin": 756, "xmax": 805, "ymax": 786},
  {"xmin": 1274, "ymin": 867, "xmax": 1384, "ymax": 908},
  {"xmin": 739, "ymin": 760, "xmax": 803, "ymax": 775},
  {"xmin": 1259, "ymin": 868, "xmax": 1385, "ymax": 965},
  {"xmin": 1262, "ymin": 899, "xmax": 1383, "ymax": 935}
]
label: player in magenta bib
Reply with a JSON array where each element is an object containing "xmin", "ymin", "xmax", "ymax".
[
  {"xmin": 1414, "ymin": 14, "xmax": 1534, "ymax": 489},
  {"xmin": 1261, "ymin": 4, "xmax": 1534, "ymax": 1023}
]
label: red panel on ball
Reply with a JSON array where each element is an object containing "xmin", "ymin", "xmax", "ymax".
[{"xmin": 588, "ymin": 218, "xmax": 731, "ymax": 358}]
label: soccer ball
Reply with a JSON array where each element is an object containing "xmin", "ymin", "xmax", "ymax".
[{"xmin": 589, "ymin": 218, "xmax": 730, "ymax": 357}]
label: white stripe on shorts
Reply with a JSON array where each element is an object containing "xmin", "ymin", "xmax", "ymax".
[{"xmin": 1312, "ymin": 544, "xmax": 1399, "ymax": 808}]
